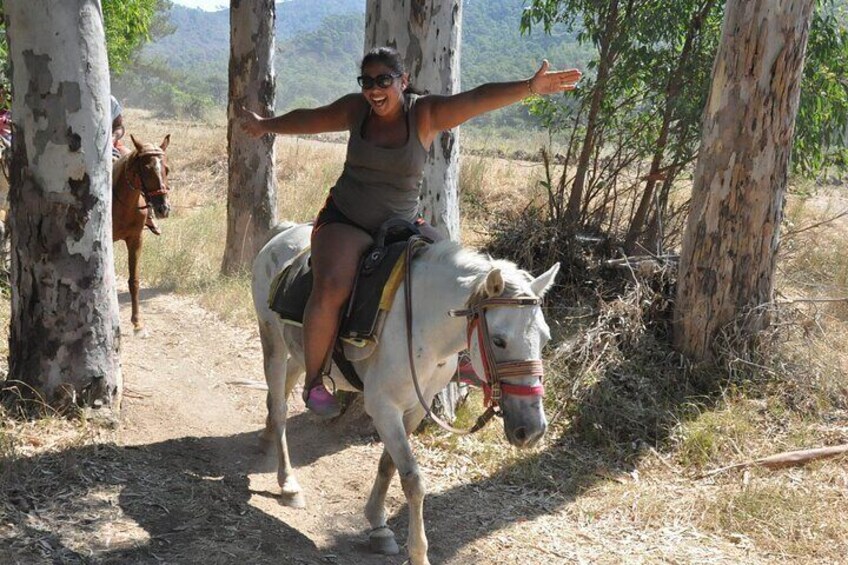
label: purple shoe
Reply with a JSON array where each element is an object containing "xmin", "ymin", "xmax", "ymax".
[{"xmin": 303, "ymin": 384, "xmax": 341, "ymax": 419}]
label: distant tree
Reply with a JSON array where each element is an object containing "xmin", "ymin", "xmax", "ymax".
[
  {"xmin": 522, "ymin": 0, "xmax": 847, "ymax": 245},
  {"xmin": 0, "ymin": 0, "xmax": 170, "ymax": 88},
  {"xmin": 794, "ymin": 0, "xmax": 848, "ymax": 175},
  {"xmin": 221, "ymin": 0, "xmax": 277, "ymax": 275},
  {"xmin": 523, "ymin": 0, "xmax": 636, "ymax": 228},
  {"xmin": 622, "ymin": 0, "xmax": 721, "ymax": 252},
  {"xmin": 102, "ymin": 0, "xmax": 172, "ymax": 74},
  {"xmin": 4, "ymin": 0, "xmax": 121, "ymax": 411},
  {"xmin": 674, "ymin": 0, "xmax": 816, "ymax": 361}
]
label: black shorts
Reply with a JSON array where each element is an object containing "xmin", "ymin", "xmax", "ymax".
[
  {"xmin": 313, "ymin": 196, "xmax": 369, "ymax": 234},
  {"xmin": 313, "ymin": 196, "xmax": 426, "ymax": 237}
]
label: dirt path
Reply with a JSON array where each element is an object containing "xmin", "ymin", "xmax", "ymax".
[
  {"xmin": 2, "ymin": 285, "xmax": 761, "ymax": 564},
  {"xmin": 0, "ymin": 279, "xmax": 774, "ymax": 565},
  {"xmin": 1, "ymin": 276, "xmax": 769, "ymax": 565},
  {"xmin": 107, "ymin": 288, "xmax": 756, "ymax": 565},
  {"xmin": 115, "ymin": 287, "xmax": 405, "ymax": 565}
]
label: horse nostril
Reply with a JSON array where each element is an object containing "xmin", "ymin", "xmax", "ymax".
[{"xmin": 514, "ymin": 427, "xmax": 528, "ymax": 443}]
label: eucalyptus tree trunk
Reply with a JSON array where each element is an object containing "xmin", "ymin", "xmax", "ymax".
[
  {"xmin": 365, "ymin": 0, "xmax": 462, "ymax": 241},
  {"xmin": 4, "ymin": 0, "xmax": 121, "ymax": 411},
  {"xmin": 222, "ymin": 0, "xmax": 277, "ymax": 275},
  {"xmin": 674, "ymin": 0, "xmax": 815, "ymax": 362},
  {"xmin": 365, "ymin": 0, "xmax": 464, "ymax": 419}
]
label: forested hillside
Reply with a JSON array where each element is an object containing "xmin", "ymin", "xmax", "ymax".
[
  {"xmin": 143, "ymin": 0, "xmax": 366, "ymax": 78},
  {"xmin": 119, "ymin": 0, "xmax": 590, "ymax": 127}
]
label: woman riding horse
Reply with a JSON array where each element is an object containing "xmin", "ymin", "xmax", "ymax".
[
  {"xmin": 240, "ymin": 47, "xmax": 580, "ymax": 418},
  {"xmin": 111, "ymin": 95, "xmax": 160, "ymax": 235}
]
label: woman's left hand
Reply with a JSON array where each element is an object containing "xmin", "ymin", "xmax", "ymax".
[
  {"xmin": 238, "ymin": 106, "xmax": 268, "ymax": 138},
  {"xmin": 529, "ymin": 60, "xmax": 582, "ymax": 95}
]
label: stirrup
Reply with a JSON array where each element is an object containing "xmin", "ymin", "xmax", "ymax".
[{"xmin": 303, "ymin": 383, "xmax": 340, "ymax": 419}]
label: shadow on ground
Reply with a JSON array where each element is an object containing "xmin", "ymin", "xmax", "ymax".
[
  {"xmin": 2, "ymin": 333, "xmax": 724, "ymax": 565},
  {"xmin": 117, "ymin": 286, "xmax": 172, "ymax": 305}
]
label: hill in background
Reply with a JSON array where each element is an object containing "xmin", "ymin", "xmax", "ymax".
[{"xmin": 118, "ymin": 0, "xmax": 591, "ymax": 129}]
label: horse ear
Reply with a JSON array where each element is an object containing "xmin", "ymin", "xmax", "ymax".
[
  {"xmin": 485, "ymin": 268, "xmax": 504, "ymax": 298},
  {"xmin": 160, "ymin": 134, "xmax": 170, "ymax": 151},
  {"xmin": 130, "ymin": 134, "xmax": 143, "ymax": 153},
  {"xmin": 530, "ymin": 263, "xmax": 560, "ymax": 298}
]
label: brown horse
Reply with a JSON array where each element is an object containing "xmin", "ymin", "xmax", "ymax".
[{"xmin": 112, "ymin": 134, "xmax": 171, "ymax": 334}]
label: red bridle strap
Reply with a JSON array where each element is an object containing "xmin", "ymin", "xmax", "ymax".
[
  {"xmin": 500, "ymin": 381, "xmax": 545, "ymax": 397},
  {"xmin": 462, "ymin": 299, "xmax": 546, "ymax": 406},
  {"xmin": 404, "ymin": 236, "xmax": 546, "ymax": 435}
]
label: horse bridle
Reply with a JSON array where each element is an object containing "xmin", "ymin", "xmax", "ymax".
[
  {"xmin": 404, "ymin": 237, "xmax": 546, "ymax": 435},
  {"xmin": 449, "ymin": 296, "xmax": 545, "ymax": 402},
  {"xmin": 126, "ymin": 148, "xmax": 169, "ymax": 210}
]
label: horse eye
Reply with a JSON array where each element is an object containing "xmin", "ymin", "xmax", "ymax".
[{"xmin": 492, "ymin": 336, "xmax": 507, "ymax": 349}]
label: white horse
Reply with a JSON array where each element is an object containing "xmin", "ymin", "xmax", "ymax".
[{"xmin": 251, "ymin": 222, "xmax": 560, "ymax": 565}]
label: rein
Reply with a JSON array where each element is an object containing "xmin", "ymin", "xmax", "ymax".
[{"xmin": 403, "ymin": 237, "xmax": 545, "ymax": 435}]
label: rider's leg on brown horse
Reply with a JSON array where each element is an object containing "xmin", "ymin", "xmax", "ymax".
[
  {"xmin": 145, "ymin": 209, "xmax": 161, "ymax": 235},
  {"xmin": 302, "ymin": 221, "xmax": 373, "ymax": 418}
]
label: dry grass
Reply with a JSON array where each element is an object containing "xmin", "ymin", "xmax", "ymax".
[
  {"xmin": 114, "ymin": 110, "xmax": 348, "ymax": 325},
  {"xmin": 416, "ymin": 178, "xmax": 848, "ymax": 563},
  {"xmin": 4, "ymin": 109, "xmax": 848, "ymax": 563},
  {"xmin": 118, "ymin": 108, "xmax": 546, "ymax": 326}
]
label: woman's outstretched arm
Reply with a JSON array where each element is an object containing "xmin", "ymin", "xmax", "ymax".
[
  {"xmin": 239, "ymin": 93, "xmax": 361, "ymax": 138},
  {"xmin": 417, "ymin": 61, "xmax": 581, "ymax": 147}
]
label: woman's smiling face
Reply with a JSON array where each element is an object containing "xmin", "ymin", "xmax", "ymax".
[{"xmin": 360, "ymin": 61, "xmax": 407, "ymax": 117}]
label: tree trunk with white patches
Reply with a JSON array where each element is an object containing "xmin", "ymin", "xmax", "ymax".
[
  {"xmin": 222, "ymin": 0, "xmax": 277, "ymax": 275},
  {"xmin": 365, "ymin": 0, "xmax": 462, "ymax": 242},
  {"xmin": 673, "ymin": 0, "xmax": 815, "ymax": 362},
  {"xmin": 365, "ymin": 0, "xmax": 464, "ymax": 420},
  {"xmin": 4, "ymin": 0, "xmax": 121, "ymax": 410}
]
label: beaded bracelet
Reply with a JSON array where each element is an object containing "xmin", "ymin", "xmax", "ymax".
[{"xmin": 527, "ymin": 79, "xmax": 536, "ymax": 96}]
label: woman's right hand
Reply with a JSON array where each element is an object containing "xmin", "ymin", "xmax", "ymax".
[{"xmin": 238, "ymin": 106, "xmax": 268, "ymax": 138}]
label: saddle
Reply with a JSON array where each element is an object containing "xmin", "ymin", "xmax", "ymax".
[{"xmin": 269, "ymin": 219, "xmax": 428, "ymax": 390}]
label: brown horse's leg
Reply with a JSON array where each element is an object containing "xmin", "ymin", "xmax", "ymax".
[{"xmin": 126, "ymin": 235, "xmax": 143, "ymax": 332}]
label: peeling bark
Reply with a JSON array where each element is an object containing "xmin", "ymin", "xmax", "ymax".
[
  {"xmin": 674, "ymin": 0, "xmax": 815, "ymax": 361},
  {"xmin": 222, "ymin": 0, "xmax": 277, "ymax": 275},
  {"xmin": 5, "ymin": 0, "xmax": 121, "ymax": 409},
  {"xmin": 365, "ymin": 0, "xmax": 464, "ymax": 418},
  {"xmin": 365, "ymin": 0, "xmax": 462, "ymax": 242}
]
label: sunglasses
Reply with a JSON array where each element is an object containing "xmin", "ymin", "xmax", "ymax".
[{"xmin": 357, "ymin": 73, "xmax": 401, "ymax": 90}]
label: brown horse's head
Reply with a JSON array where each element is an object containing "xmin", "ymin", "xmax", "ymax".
[{"xmin": 129, "ymin": 134, "xmax": 171, "ymax": 219}]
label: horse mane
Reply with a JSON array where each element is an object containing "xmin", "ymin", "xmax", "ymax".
[
  {"xmin": 418, "ymin": 240, "xmax": 536, "ymax": 304},
  {"xmin": 112, "ymin": 152, "xmax": 134, "ymax": 192}
]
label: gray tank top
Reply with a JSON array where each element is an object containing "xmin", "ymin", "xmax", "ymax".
[{"xmin": 329, "ymin": 94, "xmax": 429, "ymax": 231}]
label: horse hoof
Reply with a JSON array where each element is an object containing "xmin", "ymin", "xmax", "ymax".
[
  {"xmin": 133, "ymin": 326, "xmax": 149, "ymax": 339},
  {"xmin": 279, "ymin": 491, "xmax": 306, "ymax": 508},
  {"xmin": 277, "ymin": 475, "xmax": 305, "ymax": 507},
  {"xmin": 368, "ymin": 527, "xmax": 399, "ymax": 555}
]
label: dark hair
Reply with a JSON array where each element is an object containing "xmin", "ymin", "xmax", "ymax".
[{"xmin": 360, "ymin": 47, "xmax": 427, "ymax": 95}]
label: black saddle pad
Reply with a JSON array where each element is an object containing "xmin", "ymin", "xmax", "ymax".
[{"xmin": 268, "ymin": 240, "xmax": 410, "ymax": 342}]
